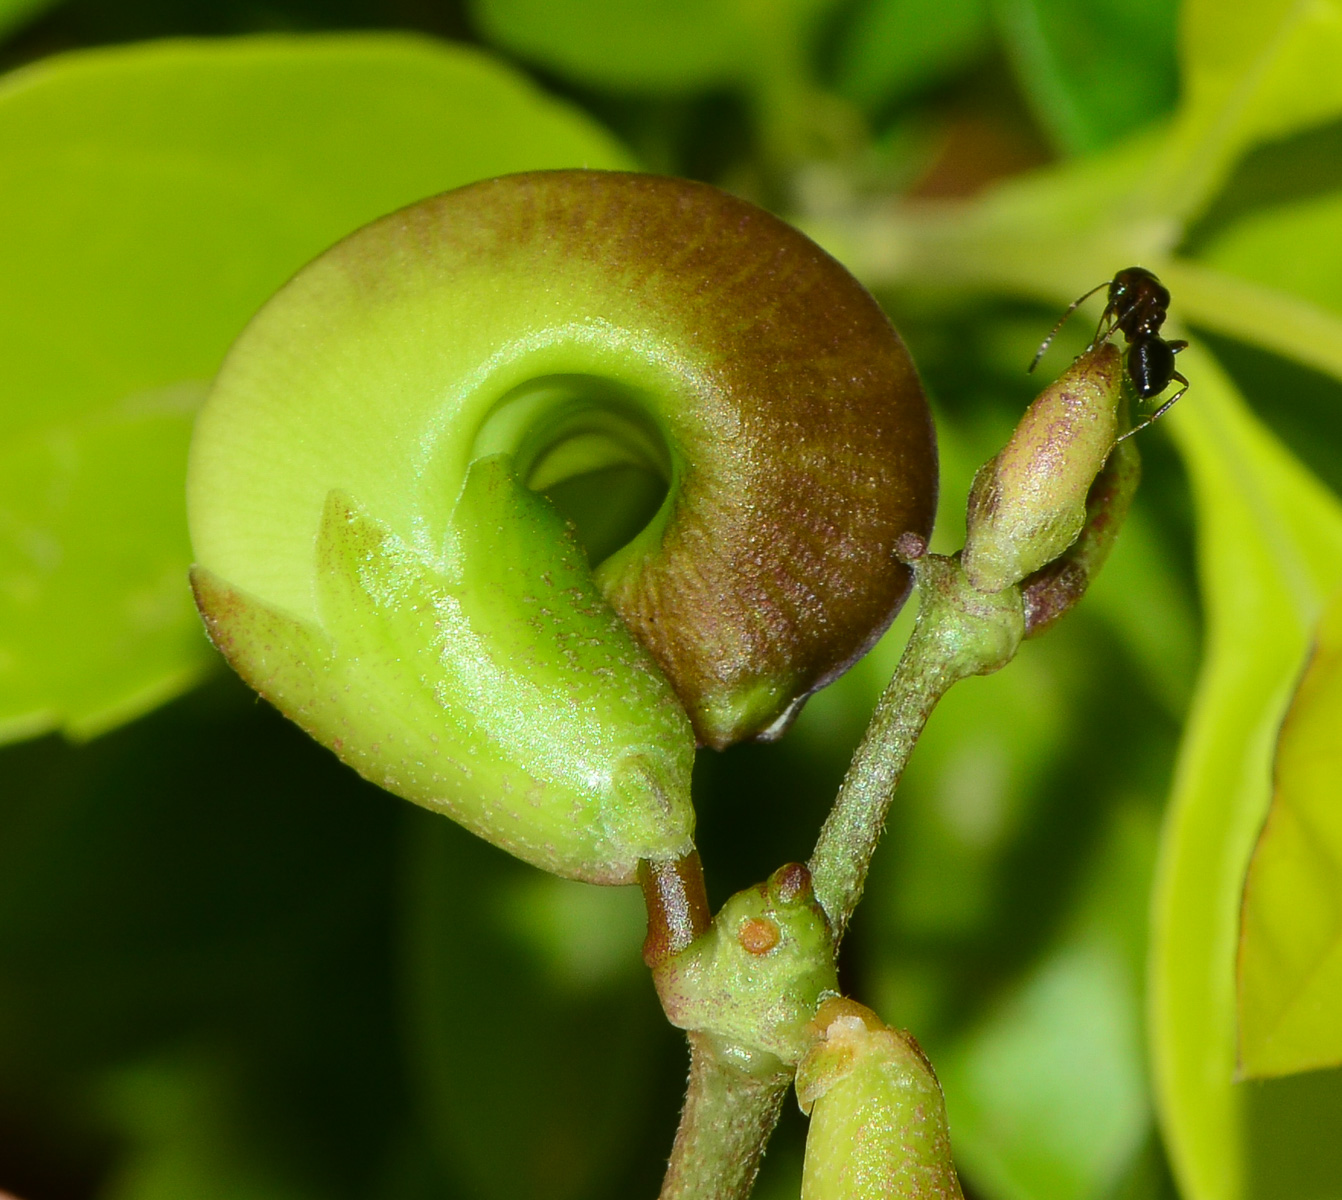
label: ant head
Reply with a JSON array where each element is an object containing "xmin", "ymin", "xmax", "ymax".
[
  {"xmin": 1107, "ymin": 267, "xmax": 1170, "ymax": 337},
  {"xmin": 1108, "ymin": 266, "xmax": 1161, "ymax": 304}
]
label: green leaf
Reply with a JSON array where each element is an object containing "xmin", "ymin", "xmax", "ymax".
[
  {"xmin": 1158, "ymin": 259, "xmax": 1342, "ymax": 393},
  {"xmin": 0, "ymin": 34, "xmax": 631, "ymax": 745},
  {"xmin": 937, "ymin": 804, "xmax": 1156, "ymax": 1200},
  {"xmin": 468, "ymin": 0, "xmax": 834, "ymax": 92},
  {"xmin": 1157, "ymin": 0, "xmax": 1342, "ymax": 221},
  {"xmin": 0, "ymin": 385, "xmax": 211, "ymax": 743},
  {"xmin": 1150, "ymin": 344, "xmax": 1342, "ymax": 1200},
  {"xmin": 1199, "ymin": 189, "xmax": 1342, "ymax": 318},
  {"xmin": 404, "ymin": 816, "xmax": 667, "ymax": 1200},
  {"xmin": 832, "ymin": 0, "xmax": 990, "ymax": 113},
  {"xmin": 992, "ymin": 0, "xmax": 1179, "ymax": 155},
  {"xmin": 1182, "ymin": 0, "xmax": 1342, "ymax": 145},
  {"xmin": 1238, "ymin": 583, "xmax": 1342, "ymax": 1078}
]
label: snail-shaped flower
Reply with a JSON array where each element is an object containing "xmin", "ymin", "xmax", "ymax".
[{"xmin": 188, "ymin": 170, "xmax": 936, "ymax": 884}]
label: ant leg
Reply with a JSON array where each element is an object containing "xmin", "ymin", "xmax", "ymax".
[
  {"xmin": 1029, "ymin": 280, "xmax": 1109, "ymax": 372},
  {"xmin": 1114, "ymin": 371, "xmax": 1189, "ymax": 444},
  {"xmin": 1145, "ymin": 371, "xmax": 1190, "ymax": 424}
]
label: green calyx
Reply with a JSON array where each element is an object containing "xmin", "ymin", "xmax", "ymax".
[
  {"xmin": 908, "ymin": 553, "xmax": 1025, "ymax": 682},
  {"xmin": 193, "ymin": 456, "xmax": 695, "ymax": 885},
  {"xmin": 797, "ymin": 998, "xmax": 963, "ymax": 1200},
  {"xmin": 651, "ymin": 863, "xmax": 838, "ymax": 1068},
  {"xmin": 962, "ymin": 343, "xmax": 1124, "ymax": 594}
]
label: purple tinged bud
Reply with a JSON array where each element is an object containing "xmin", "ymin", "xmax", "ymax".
[
  {"xmin": 962, "ymin": 344, "xmax": 1124, "ymax": 594},
  {"xmin": 1021, "ymin": 435, "xmax": 1140, "ymax": 637}
]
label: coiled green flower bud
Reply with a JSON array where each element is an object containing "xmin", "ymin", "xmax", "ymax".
[
  {"xmin": 188, "ymin": 171, "xmax": 936, "ymax": 883},
  {"xmin": 962, "ymin": 344, "xmax": 1123, "ymax": 594},
  {"xmin": 797, "ymin": 998, "xmax": 963, "ymax": 1200}
]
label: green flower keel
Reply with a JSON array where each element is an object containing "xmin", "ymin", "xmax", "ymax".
[
  {"xmin": 188, "ymin": 169, "xmax": 938, "ymax": 885},
  {"xmin": 194, "ymin": 458, "xmax": 694, "ymax": 884}
]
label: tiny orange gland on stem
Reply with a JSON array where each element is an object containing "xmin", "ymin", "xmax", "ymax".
[{"xmin": 738, "ymin": 917, "xmax": 782, "ymax": 955}]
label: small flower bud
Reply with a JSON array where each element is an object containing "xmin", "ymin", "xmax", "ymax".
[
  {"xmin": 797, "ymin": 998, "xmax": 963, "ymax": 1200},
  {"xmin": 962, "ymin": 344, "xmax": 1124, "ymax": 593},
  {"xmin": 1021, "ymin": 435, "xmax": 1140, "ymax": 637}
]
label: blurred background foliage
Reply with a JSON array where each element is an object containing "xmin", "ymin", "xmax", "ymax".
[{"xmin": 1, "ymin": 2, "xmax": 1341, "ymax": 1200}]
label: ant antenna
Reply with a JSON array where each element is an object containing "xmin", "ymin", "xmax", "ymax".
[{"xmin": 1028, "ymin": 280, "xmax": 1110, "ymax": 373}]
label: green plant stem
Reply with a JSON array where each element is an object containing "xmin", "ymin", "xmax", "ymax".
[
  {"xmin": 809, "ymin": 626, "xmax": 958, "ymax": 944},
  {"xmin": 659, "ymin": 1033, "xmax": 791, "ymax": 1200},
  {"xmin": 810, "ymin": 554, "xmax": 1024, "ymax": 942}
]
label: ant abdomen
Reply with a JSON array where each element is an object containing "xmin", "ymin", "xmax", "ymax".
[{"xmin": 1129, "ymin": 334, "xmax": 1179, "ymax": 400}]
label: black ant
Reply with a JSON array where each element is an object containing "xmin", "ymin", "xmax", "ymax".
[{"xmin": 1030, "ymin": 266, "xmax": 1188, "ymax": 442}]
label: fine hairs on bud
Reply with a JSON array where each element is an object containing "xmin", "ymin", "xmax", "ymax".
[{"xmin": 962, "ymin": 344, "xmax": 1124, "ymax": 593}]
